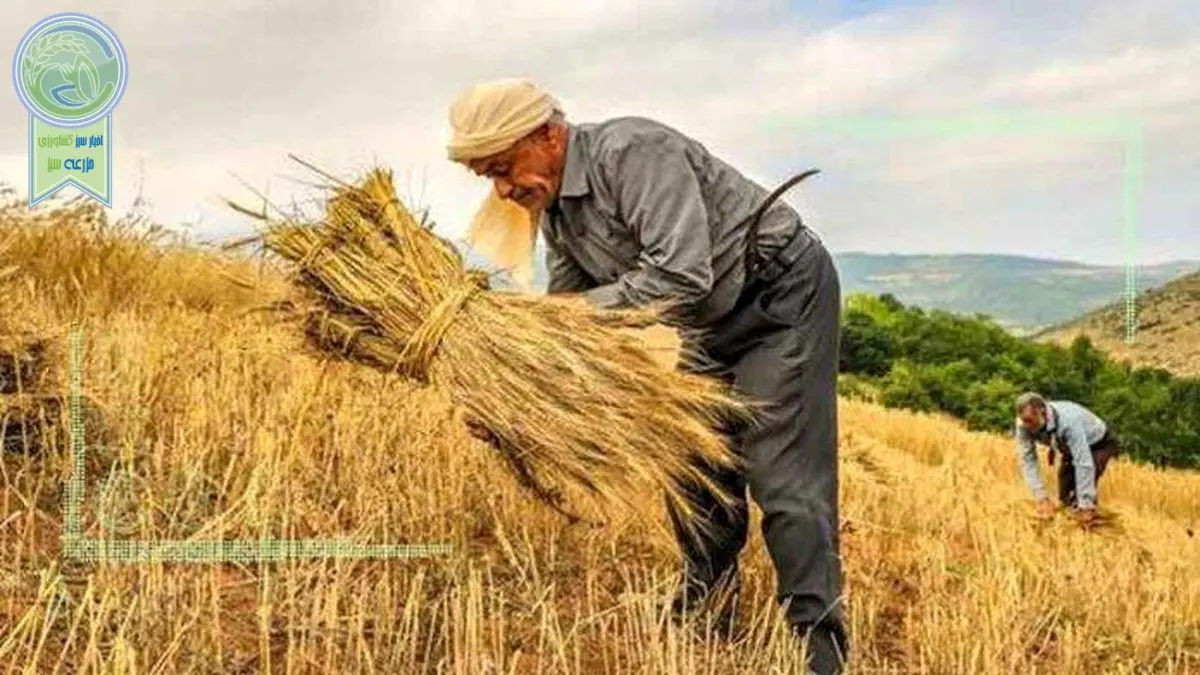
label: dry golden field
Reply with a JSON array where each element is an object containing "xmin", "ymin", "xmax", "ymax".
[{"xmin": 1, "ymin": 196, "xmax": 1199, "ymax": 674}]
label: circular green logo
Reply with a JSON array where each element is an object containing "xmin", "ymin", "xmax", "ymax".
[{"xmin": 12, "ymin": 13, "xmax": 128, "ymax": 129}]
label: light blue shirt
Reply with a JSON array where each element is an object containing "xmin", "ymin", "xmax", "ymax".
[{"xmin": 1015, "ymin": 400, "xmax": 1108, "ymax": 509}]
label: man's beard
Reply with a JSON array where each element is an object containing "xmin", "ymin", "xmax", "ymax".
[{"xmin": 466, "ymin": 188, "xmax": 540, "ymax": 290}]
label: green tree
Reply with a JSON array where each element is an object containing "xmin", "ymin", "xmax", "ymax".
[
  {"xmin": 839, "ymin": 309, "xmax": 896, "ymax": 376},
  {"xmin": 879, "ymin": 360, "xmax": 936, "ymax": 413},
  {"xmin": 964, "ymin": 377, "xmax": 1022, "ymax": 431}
]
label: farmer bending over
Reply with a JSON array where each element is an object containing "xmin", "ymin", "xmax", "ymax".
[
  {"xmin": 1015, "ymin": 392, "xmax": 1121, "ymax": 527},
  {"xmin": 444, "ymin": 78, "xmax": 847, "ymax": 675}
]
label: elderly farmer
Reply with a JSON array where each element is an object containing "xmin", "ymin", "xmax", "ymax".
[
  {"xmin": 445, "ymin": 78, "xmax": 846, "ymax": 673},
  {"xmin": 1014, "ymin": 392, "xmax": 1121, "ymax": 527}
]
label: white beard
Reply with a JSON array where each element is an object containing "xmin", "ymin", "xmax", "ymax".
[{"xmin": 465, "ymin": 187, "xmax": 539, "ymax": 291}]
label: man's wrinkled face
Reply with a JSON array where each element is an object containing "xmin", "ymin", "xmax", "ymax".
[
  {"xmin": 1019, "ymin": 405, "xmax": 1046, "ymax": 432},
  {"xmin": 466, "ymin": 125, "xmax": 564, "ymax": 213}
]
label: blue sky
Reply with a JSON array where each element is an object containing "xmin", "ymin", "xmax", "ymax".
[
  {"xmin": 833, "ymin": 0, "xmax": 910, "ymax": 20},
  {"xmin": 1, "ymin": 0, "xmax": 1197, "ymax": 266}
]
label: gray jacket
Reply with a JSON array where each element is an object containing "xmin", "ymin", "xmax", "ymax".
[
  {"xmin": 1015, "ymin": 400, "xmax": 1109, "ymax": 509},
  {"xmin": 540, "ymin": 116, "xmax": 806, "ymax": 327}
]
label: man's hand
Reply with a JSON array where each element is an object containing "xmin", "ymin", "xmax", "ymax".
[
  {"xmin": 617, "ymin": 324, "xmax": 682, "ymax": 371},
  {"xmin": 547, "ymin": 292, "xmax": 682, "ymax": 369},
  {"xmin": 544, "ymin": 292, "xmax": 591, "ymax": 310},
  {"xmin": 1035, "ymin": 498, "xmax": 1057, "ymax": 520},
  {"xmin": 1074, "ymin": 507, "xmax": 1099, "ymax": 528}
]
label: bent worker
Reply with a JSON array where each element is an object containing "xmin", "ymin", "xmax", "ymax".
[
  {"xmin": 445, "ymin": 78, "xmax": 847, "ymax": 674},
  {"xmin": 1014, "ymin": 392, "xmax": 1121, "ymax": 527}
]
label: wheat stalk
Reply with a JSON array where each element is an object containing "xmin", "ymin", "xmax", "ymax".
[{"xmin": 22, "ymin": 33, "xmax": 90, "ymax": 93}]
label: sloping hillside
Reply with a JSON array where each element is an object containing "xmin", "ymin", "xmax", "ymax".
[
  {"xmin": 2, "ymin": 197, "xmax": 1198, "ymax": 673},
  {"xmin": 1037, "ymin": 271, "xmax": 1200, "ymax": 377}
]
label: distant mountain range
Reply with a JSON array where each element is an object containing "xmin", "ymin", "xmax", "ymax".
[
  {"xmin": 461, "ymin": 245, "xmax": 1198, "ymax": 334},
  {"xmin": 832, "ymin": 253, "xmax": 1197, "ymax": 333}
]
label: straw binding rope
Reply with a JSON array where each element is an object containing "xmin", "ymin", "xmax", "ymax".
[{"xmin": 396, "ymin": 275, "xmax": 486, "ymax": 381}]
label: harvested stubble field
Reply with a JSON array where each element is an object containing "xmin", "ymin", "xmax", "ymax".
[{"xmin": 1, "ymin": 194, "xmax": 1199, "ymax": 674}]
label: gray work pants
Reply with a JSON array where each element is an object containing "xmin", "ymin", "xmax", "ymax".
[{"xmin": 669, "ymin": 232, "xmax": 846, "ymax": 643}]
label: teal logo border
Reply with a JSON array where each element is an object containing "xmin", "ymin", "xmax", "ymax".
[
  {"xmin": 12, "ymin": 12, "xmax": 129, "ymax": 129},
  {"xmin": 14, "ymin": 13, "xmax": 127, "ymax": 209}
]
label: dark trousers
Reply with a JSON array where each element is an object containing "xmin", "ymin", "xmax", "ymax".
[
  {"xmin": 1056, "ymin": 432, "xmax": 1120, "ymax": 508},
  {"xmin": 669, "ymin": 233, "xmax": 846, "ymax": 644}
]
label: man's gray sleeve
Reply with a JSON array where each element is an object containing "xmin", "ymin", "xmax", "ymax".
[
  {"xmin": 545, "ymin": 236, "xmax": 595, "ymax": 294},
  {"xmin": 1062, "ymin": 423, "xmax": 1098, "ymax": 509},
  {"xmin": 581, "ymin": 143, "xmax": 714, "ymax": 315},
  {"xmin": 1015, "ymin": 423, "xmax": 1047, "ymax": 500}
]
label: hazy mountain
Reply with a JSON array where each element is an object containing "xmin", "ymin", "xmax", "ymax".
[
  {"xmin": 459, "ymin": 243, "xmax": 1197, "ymax": 334},
  {"xmin": 833, "ymin": 253, "xmax": 1197, "ymax": 333}
]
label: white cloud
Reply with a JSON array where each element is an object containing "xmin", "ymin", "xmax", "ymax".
[{"xmin": 1, "ymin": 0, "xmax": 1196, "ymax": 265}]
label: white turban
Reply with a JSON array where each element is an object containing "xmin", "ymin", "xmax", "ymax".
[{"xmin": 446, "ymin": 78, "xmax": 561, "ymax": 162}]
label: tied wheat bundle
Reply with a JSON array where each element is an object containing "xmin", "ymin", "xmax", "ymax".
[{"xmin": 234, "ymin": 164, "xmax": 752, "ymax": 528}]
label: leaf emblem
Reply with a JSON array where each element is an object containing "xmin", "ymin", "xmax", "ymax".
[{"xmin": 75, "ymin": 54, "xmax": 100, "ymax": 102}]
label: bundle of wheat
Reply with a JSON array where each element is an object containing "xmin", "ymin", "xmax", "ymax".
[{"xmin": 234, "ymin": 164, "xmax": 752, "ymax": 528}]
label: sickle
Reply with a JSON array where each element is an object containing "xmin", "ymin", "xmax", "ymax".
[{"xmin": 745, "ymin": 168, "xmax": 821, "ymax": 280}]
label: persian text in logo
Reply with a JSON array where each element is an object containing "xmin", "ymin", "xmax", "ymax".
[{"xmin": 13, "ymin": 13, "xmax": 129, "ymax": 207}]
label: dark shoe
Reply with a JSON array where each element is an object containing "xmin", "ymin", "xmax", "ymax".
[{"xmin": 794, "ymin": 623, "xmax": 847, "ymax": 675}]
